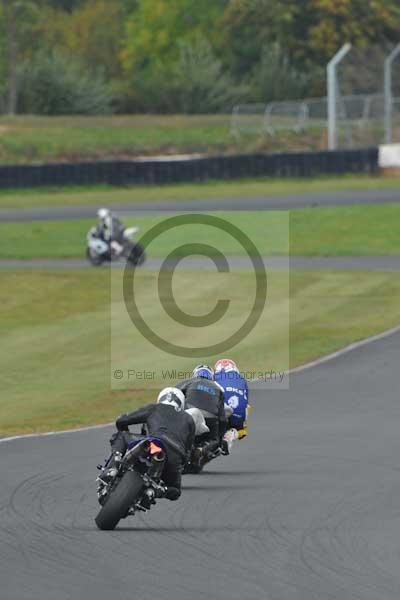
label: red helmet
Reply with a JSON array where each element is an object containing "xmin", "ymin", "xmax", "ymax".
[{"xmin": 214, "ymin": 359, "xmax": 239, "ymax": 373}]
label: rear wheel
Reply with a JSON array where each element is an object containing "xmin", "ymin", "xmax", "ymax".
[
  {"xmin": 126, "ymin": 243, "xmax": 146, "ymax": 266},
  {"xmin": 184, "ymin": 462, "xmax": 204, "ymax": 474},
  {"xmin": 95, "ymin": 470, "xmax": 144, "ymax": 530},
  {"xmin": 183, "ymin": 447, "xmax": 205, "ymax": 474}
]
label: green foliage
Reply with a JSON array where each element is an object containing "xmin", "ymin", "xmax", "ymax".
[
  {"xmin": 2, "ymin": 0, "xmax": 400, "ymax": 115},
  {"xmin": 38, "ymin": 1, "xmax": 124, "ymax": 80},
  {"xmin": 175, "ymin": 38, "xmax": 246, "ymax": 113},
  {"xmin": 121, "ymin": 0, "xmax": 227, "ymax": 74},
  {"xmin": 308, "ymin": 0, "xmax": 400, "ymax": 62},
  {"xmin": 43, "ymin": 0, "xmax": 85, "ymax": 10},
  {"xmin": 116, "ymin": 37, "xmax": 245, "ymax": 113},
  {"xmin": 17, "ymin": 52, "xmax": 114, "ymax": 115},
  {"xmin": 250, "ymin": 43, "xmax": 321, "ymax": 102},
  {"xmin": 119, "ymin": 0, "xmax": 229, "ymax": 111},
  {"xmin": 0, "ymin": 6, "xmax": 7, "ymax": 103},
  {"xmin": 219, "ymin": 0, "xmax": 308, "ymax": 75}
]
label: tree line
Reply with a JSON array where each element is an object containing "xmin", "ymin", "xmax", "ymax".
[{"xmin": 1, "ymin": 0, "xmax": 399, "ymax": 115}]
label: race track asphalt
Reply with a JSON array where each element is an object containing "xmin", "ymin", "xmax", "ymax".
[
  {"xmin": 1, "ymin": 255, "xmax": 400, "ymax": 270},
  {"xmin": 1, "ymin": 329, "xmax": 400, "ymax": 600},
  {"xmin": 1, "ymin": 187, "xmax": 400, "ymax": 222}
]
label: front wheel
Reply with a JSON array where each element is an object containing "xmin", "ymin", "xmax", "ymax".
[
  {"xmin": 86, "ymin": 247, "xmax": 104, "ymax": 267},
  {"xmin": 95, "ymin": 470, "xmax": 144, "ymax": 531}
]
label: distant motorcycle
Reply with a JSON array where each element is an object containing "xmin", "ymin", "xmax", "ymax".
[
  {"xmin": 86, "ymin": 226, "xmax": 146, "ymax": 267},
  {"xmin": 95, "ymin": 435, "xmax": 168, "ymax": 530}
]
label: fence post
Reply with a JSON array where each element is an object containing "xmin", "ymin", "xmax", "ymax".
[
  {"xmin": 327, "ymin": 43, "xmax": 352, "ymax": 150},
  {"xmin": 384, "ymin": 44, "xmax": 400, "ymax": 144}
]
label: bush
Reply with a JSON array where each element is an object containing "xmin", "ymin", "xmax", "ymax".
[
  {"xmin": 114, "ymin": 69, "xmax": 180, "ymax": 114},
  {"xmin": 174, "ymin": 38, "xmax": 247, "ymax": 113},
  {"xmin": 17, "ymin": 51, "xmax": 114, "ymax": 115},
  {"xmin": 250, "ymin": 43, "xmax": 318, "ymax": 103},
  {"xmin": 117, "ymin": 37, "xmax": 246, "ymax": 114}
]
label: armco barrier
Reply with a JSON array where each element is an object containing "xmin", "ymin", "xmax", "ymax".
[{"xmin": 0, "ymin": 147, "xmax": 379, "ymax": 189}]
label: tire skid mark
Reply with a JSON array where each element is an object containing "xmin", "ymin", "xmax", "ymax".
[
  {"xmin": 297, "ymin": 487, "xmax": 400, "ymax": 599},
  {"xmin": 5, "ymin": 470, "xmax": 116, "ymax": 583}
]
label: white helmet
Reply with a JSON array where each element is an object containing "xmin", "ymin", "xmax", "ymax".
[
  {"xmin": 157, "ymin": 387, "xmax": 185, "ymax": 412},
  {"xmin": 97, "ymin": 207, "xmax": 110, "ymax": 220},
  {"xmin": 185, "ymin": 407, "xmax": 210, "ymax": 435}
]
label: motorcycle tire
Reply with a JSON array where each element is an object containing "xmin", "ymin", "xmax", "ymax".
[
  {"xmin": 127, "ymin": 243, "xmax": 146, "ymax": 267},
  {"xmin": 183, "ymin": 462, "xmax": 204, "ymax": 475},
  {"xmin": 86, "ymin": 247, "xmax": 104, "ymax": 267},
  {"xmin": 95, "ymin": 470, "xmax": 144, "ymax": 531}
]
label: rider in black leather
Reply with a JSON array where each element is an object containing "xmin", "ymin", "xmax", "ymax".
[
  {"xmin": 110, "ymin": 388, "xmax": 195, "ymax": 500},
  {"xmin": 96, "ymin": 208, "xmax": 125, "ymax": 244},
  {"xmin": 177, "ymin": 365, "xmax": 227, "ymax": 453}
]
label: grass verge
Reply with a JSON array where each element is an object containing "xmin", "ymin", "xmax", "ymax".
[
  {"xmin": 2, "ymin": 203, "xmax": 400, "ymax": 259},
  {"xmin": 0, "ymin": 174, "xmax": 399, "ymax": 210},
  {"xmin": 0, "ymin": 114, "xmax": 329, "ymax": 164},
  {"xmin": 1, "ymin": 269, "xmax": 400, "ymax": 435},
  {"xmin": 0, "ymin": 212, "xmax": 288, "ymax": 259}
]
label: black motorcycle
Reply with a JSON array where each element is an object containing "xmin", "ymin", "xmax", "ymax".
[
  {"xmin": 95, "ymin": 436, "xmax": 167, "ymax": 530},
  {"xmin": 184, "ymin": 441, "xmax": 226, "ymax": 474}
]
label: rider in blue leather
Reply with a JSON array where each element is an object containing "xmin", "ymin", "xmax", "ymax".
[{"xmin": 214, "ymin": 359, "xmax": 249, "ymax": 439}]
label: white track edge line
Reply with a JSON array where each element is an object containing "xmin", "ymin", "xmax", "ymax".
[
  {"xmin": 249, "ymin": 322, "xmax": 400, "ymax": 382},
  {"xmin": 0, "ymin": 421, "xmax": 113, "ymax": 444},
  {"xmin": 2, "ymin": 321, "xmax": 400, "ymax": 444},
  {"xmin": 287, "ymin": 322, "xmax": 400, "ymax": 375}
]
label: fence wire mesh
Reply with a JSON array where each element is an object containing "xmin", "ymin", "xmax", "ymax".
[
  {"xmin": 231, "ymin": 94, "xmax": 399, "ymax": 145},
  {"xmin": 336, "ymin": 46, "xmax": 387, "ymax": 147},
  {"xmin": 231, "ymin": 44, "xmax": 400, "ymax": 149}
]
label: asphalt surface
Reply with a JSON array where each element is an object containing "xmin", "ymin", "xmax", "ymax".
[
  {"xmin": 1, "ymin": 329, "xmax": 400, "ymax": 599},
  {"xmin": 1, "ymin": 188, "xmax": 400, "ymax": 222},
  {"xmin": 1, "ymin": 255, "xmax": 399, "ymax": 270}
]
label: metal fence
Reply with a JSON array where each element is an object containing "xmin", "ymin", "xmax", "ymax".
[
  {"xmin": 231, "ymin": 93, "xmax": 400, "ymax": 148},
  {"xmin": 232, "ymin": 43, "xmax": 400, "ymax": 150}
]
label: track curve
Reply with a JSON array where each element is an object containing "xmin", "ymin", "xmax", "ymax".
[{"xmin": 2, "ymin": 329, "xmax": 400, "ymax": 599}]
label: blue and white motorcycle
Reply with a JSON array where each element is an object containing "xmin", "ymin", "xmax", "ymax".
[{"xmin": 86, "ymin": 226, "xmax": 146, "ymax": 267}]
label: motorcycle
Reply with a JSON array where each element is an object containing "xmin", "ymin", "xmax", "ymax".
[
  {"xmin": 184, "ymin": 443, "xmax": 224, "ymax": 474},
  {"xmin": 86, "ymin": 226, "xmax": 146, "ymax": 267},
  {"xmin": 95, "ymin": 435, "xmax": 167, "ymax": 530},
  {"xmin": 184, "ymin": 422, "xmax": 238, "ymax": 474}
]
